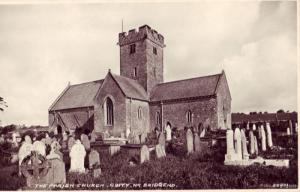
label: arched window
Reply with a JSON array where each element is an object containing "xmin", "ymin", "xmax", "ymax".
[
  {"xmin": 156, "ymin": 111, "xmax": 160, "ymax": 125},
  {"xmin": 138, "ymin": 107, "xmax": 142, "ymax": 119},
  {"xmin": 104, "ymin": 97, "xmax": 114, "ymax": 126},
  {"xmin": 186, "ymin": 110, "xmax": 192, "ymax": 123}
]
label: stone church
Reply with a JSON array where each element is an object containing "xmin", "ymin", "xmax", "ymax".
[{"xmin": 48, "ymin": 25, "xmax": 231, "ymax": 138}]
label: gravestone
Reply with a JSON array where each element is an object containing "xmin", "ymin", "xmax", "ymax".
[
  {"xmin": 258, "ymin": 125, "xmax": 262, "ymax": 139},
  {"xmin": 287, "ymin": 127, "xmax": 291, "ymax": 135},
  {"xmin": 42, "ymin": 158, "xmax": 66, "ymax": 185},
  {"xmin": 81, "ymin": 134, "xmax": 91, "ymax": 151},
  {"xmin": 140, "ymin": 145, "xmax": 150, "ymax": 163},
  {"xmin": 32, "ymin": 140, "xmax": 46, "ymax": 156},
  {"xmin": 252, "ymin": 124, "xmax": 257, "ymax": 131},
  {"xmin": 186, "ymin": 129, "xmax": 194, "ymax": 154},
  {"xmin": 261, "ymin": 126, "xmax": 266, "ymax": 151},
  {"xmin": 266, "ymin": 122, "xmax": 273, "ymax": 148},
  {"xmin": 90, "ymin": 132, "xmax": 97, "ymax": 143},
  {"xmin": 199, "ymin": 128, "xmax": 205, "ymax": 138},
  {"xmin": 155, "ymin": 144, "xmax": 165, "ymax": 158},
  {"xmin": 295, "ymin": 123, "xmax": 298, "ymax": 133},
  {"xmin": 254, "ymin": 136, "xmax": 258, "ymax": 155},
  {"xmin": 89, "ymin": 149, "xmax": 100, "ymax": 169},
  {"xmin": 194, "ymin": 133, "xmax": 201, "ymax": 152},
  {"xmin": 62, "ymin": 132, "xmax": 68, "ymax": 141},
  {"xmin": 246, "ymin": 122, "xmax": 250, "ymax": 130},
  {"xmin": 18, "ymin": 140, "xmax": 33, "ymax": 172},
  {"xmin": 165, "ymin": 124, "xmax": 172, "ymax": 141},
  {"xmin": 20, "ymin": 151, "xmax": 51, "ymax": 187},
  {"xmin": 158, "ymin": 132, "xmax": 166, "ymax": 149},
  {"xmin": 225, "ymin": 129, "xmax": 236, "ymax": 162},
  {"xmin": 45, "ymin": 134, "xmax": 52, "ymax": 146},
  {"xmin": 68, "ymin": 137, "xmax": 76, "ymax": 151},
  {"xmin": 241, "ymin": 129, "xmax": 249, "ymax": 160},
  {"xmin": 234, "ymin": 128, "xmax": 242, "ymax": 160},
  {"xmin": 25, "ymin": 135, "xmax": 32, "ymax": 144},
  {"xmin": 69, "ymin": 140, "xmax": 86, "ymax": 173},
  {"xmin": 249, "ymin": 130, "xmax": 255, "ymax": 154}
]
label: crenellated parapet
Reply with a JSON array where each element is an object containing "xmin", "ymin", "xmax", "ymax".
[{"xmin": 118, "ymin": 25, "xmax": 165, "ymax": 47}]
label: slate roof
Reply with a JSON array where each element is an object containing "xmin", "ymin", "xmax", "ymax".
[
  {"xmin": 150, "ymin": 73, "xmax": 222, "ymax": 102},
  {"xmin": 232, "ymin": 113, "xmax": 298, "ymax": 123},
  {"xmin": 50, "ymin": 80, "xmax": 104, "ymax": 111},
  {"xmin": 110, "ymin": 73, "xmax": 149, "ymax": 101}
]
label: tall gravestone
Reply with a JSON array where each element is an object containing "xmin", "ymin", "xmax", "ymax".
[
  {"xmin": 186, "ymin": 129, "xmax": 194, "ymax": 154},
  {"xmin": 69, "ymin": 140, "xmax": 86, "ymax": 173},
  {"xmin": 241, "ymin": 129, "xmax": 249, "ymax": 160},
  {"xmin": 254, "ymin": 136, "xmax": 258, "ymax": 155},
  {"xmin": 261, "ymin": 126, "xmax": 266, "ymax": 151},
  {"xmin": 81, "ymin": 134, "xmax": 91, "ymax": 151},
  {"xmin": 249, "ymin": 130, "xmax": 255, "ymax": 154},
  {"xmin": 140, "ymin": 145, "xmax": 150, "ymax": 164},
  {"xmin": 234, "ymin": 128, "xmax": 242, "ymax": 160},
  {"xmin": 287, "ymin": 127, "xmax": 291, "ymax": 135},
  {"xmin": 45, "ymin": 158, "xmax": 66, "ymax": 184},
  {"xmin": 252, "ymin": 124, "xmax": 257, "ymax": 131},
  {"xmin": 165, "ymin": 125, "xmax": 172, "ymax": 141},
  {"xmin": 158, "ymin": 132, "xmax": 166, "ymax": 153},
  {"xmin": 258, "ymin": 125, "xmax": 262, "ymax": 139},
  {"xmin": 194, "ymin": 133, "xmax": 201, "ymax": 152},
  {"xmin": 89, "ymin": 149, "xmax": 100, "ymax": 169},
  {"xmin": 225, "ymin": 129, "xmax": 236, "ymax": 162},
  {"xmin": 155, "ymin": 144, "xmax": 165, "ymax": 158},
  {"xmin": 266, "ymin": 122, "xmax": 273, "ymax": 148}
]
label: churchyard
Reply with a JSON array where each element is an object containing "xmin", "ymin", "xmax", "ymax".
[{"xmin": 0, "ymin": 122, "xmax": 298, "ymax": 190}]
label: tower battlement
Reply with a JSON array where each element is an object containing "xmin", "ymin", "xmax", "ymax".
[{"xmin": 118, "ymin": 25, "xmax": 165, "ymax": 47}]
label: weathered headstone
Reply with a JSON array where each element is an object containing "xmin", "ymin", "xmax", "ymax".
[
  {"xmin": 89, "ymin": 149, "xmax": 100, "ymax": 169},
  {"xmin": 155, "ymin": 144, "xmax": 165, "ymax": 158},
  {"xmin": 258, "ymin": 125, "xmax": 262, "ymax": 139},
  {"xmin": 69, "ymin": 140, "xmax": 86, "ymax": 173},
  {"xmin": 261, "ymin": 126, "xmax": 266, "ymax": 151},
  {"xmin": 44, "ymin": 158, "xmax": 66, "ymax": 184},
  {"xmin": 225, "ymin": 129, "xmax": 235, "ymax": 160},
  {"xmin": 199, "ymin": 128, "xmax": 205, "ymax": 138},
  {"xmin": 32, "ymin": 140, "xmax": 46, "ymax": 156},
  {"xmin": 158, "ymin": 132, "xmax": 166, "ymax": 149},
  {"xmin": 252, "ymin": 124, "xmax": 257, "ymax": 131},
  {"xmin": 254, "ymin": 136, "xmax": 258, "ymax": 155},
  {"xmin": 266, "ymin": 122, "xmax": 273, "ymax": 148},
  {"xmin": 165, "ymin": 124, "xmax": 172, "ymax": 141},
  {"xmin": 51, "ymin": 141, "xmax": 63, "ymax": 159},
  {"xmin": 140, "ymin": 145, "xmax": 150, "ymax": 163},
  {"xmin": 249, "ymin": 130, "xmax": 255, "ymax": 154},
  {"xmin": 25, "ymin": 135, "xmax": 32, "ymax": 144},
  {"xmin": 246, "ymin": 122, "xmax": 250, "ymax": 130},
  {"xmin": 194, "ymin": 133, "xmax": 201, "ymax": 152},
  {"xmin": 234, "ymin": 128, "xmax": 242, "ymax": 160},
  {"xmin": 90, "ymin": 132, "xmax": 97, "ymax": 143},
  {"xmin": 68, "ymin": 136, "xmax": 76, "ymax": 151},
  {"xmin": 186, "ymin": 129, "xmax": 194, "ymax": 154},
  {"xmin": 18, "ymin": 140, "xmax": 33, "ymax": 170},
  {"xmin": 241, "ymin": 129, "xmax": 249, "ymax": 160},
  {"xmin": 81, "ymin": 134, "xmax": 91, "ymax": 151}
]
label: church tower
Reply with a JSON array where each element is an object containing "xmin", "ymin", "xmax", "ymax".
[{"xmin": 118, "ymin": 25, "xmax": 165, "ymax": 94}]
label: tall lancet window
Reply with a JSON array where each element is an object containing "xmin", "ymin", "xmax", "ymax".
[{"xmin": 104, "ymin": 97, "xmax": 114, "ymax": 126}]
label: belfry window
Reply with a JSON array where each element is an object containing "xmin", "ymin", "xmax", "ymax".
[
  {"xmin": 130, "ymin": 44, "xmax": 136, "ymax": 54},
  {"xmin": 104, "ymin": 97, "xmax": 114, "ymax": 126},
  {"xmin": 186, "ymin": 110, "xmax": 192, "ymax": 123}
]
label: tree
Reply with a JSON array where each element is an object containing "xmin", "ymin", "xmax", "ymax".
[
  {"xmin": 0, "ymin": 97, "xmax": 8, "ymax": 111},
  {"xmin": 277, "ymin": 109, "xmax": 285, "ymax": 113}
]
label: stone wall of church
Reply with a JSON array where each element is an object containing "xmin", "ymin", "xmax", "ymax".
[
  {"xmin": 149, "ymin": 97, "xmax": 218, "ymax": 132},
  {"xmin": 94, "ymin": 74, "xmax": 127, "ymax": 137},
  {"xmin": 216, "ymin": 74, "xmax": 232, "ymax": 130},
  {"xmin": 125, "ymin": 99, "xmax": 150, "ymax": 136}
]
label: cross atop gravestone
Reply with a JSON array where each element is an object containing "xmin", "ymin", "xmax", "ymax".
[{"xmin": 186, "ymin": 129, "xmax": 193, "ymax": 154}]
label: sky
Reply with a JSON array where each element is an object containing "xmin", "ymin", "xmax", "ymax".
[{"xmin": 0, "ymin": 0, "xmax": 297, "ymax": 126}]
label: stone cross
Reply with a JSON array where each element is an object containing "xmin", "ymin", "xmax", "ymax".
[
  {"xmin": 32, "ymin": 140, "xmax": 46, "ymax": 156},
  {"xmin": 249, "ymin": 130, "xmax": 255, "ymax": 154},
  {"xmin": 140, "ymin": 145, "xmax": 150, "ymax": 163},
  {"xmin": 261, "ymin": 126, "xmax": 266, "ymax": 151},
  {"xmin": 69, "ymin": 140, "xmax": 86, "ymax": 173},
  {"xmin": 194, "ymin": 133, "xmax": 201, "ymax": 152},
  {"xmin": 254, "ymin": 136, "xmax": 258, "ymax": 155},
  {"xmin": 266, "ymin": 122, "xmax": 273, "ymax": 148},
  {"xmin": 81, "ymin": 134, "xmax": 91, "ymax": 151},
  {"xmin": 165, "ymin": 124, "xmax": 172, "ymax": 141},
  {"xmin": 88, "ymin": 149, "xmax": 100, "ymax": 169},
  {"xmin": 240, "ymin": 129, "xmax": 249, "ymax": 160},
  {"xmin": 234, "ymin": 128, "xmax": 242, "ymax": 160}
]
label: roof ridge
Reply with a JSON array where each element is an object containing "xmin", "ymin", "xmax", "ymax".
[
  {"xmin": 70, "ymin": 79, "xmax": 104, "ymax": 87},
  {"xmin": 156, "ymin": 73, "xmax": 222, "ymax": 86}
]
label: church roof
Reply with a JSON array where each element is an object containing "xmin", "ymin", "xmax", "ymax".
[
  {"xmin": 110, "ymin": 73, "xmax": 149, "ymax": 101},
  {"xmin": 150, "ymin": 73, "xmax": 222, "ymax": 102},
  {"xmin": 50, "ymin": 80, "xmax": 104, "ymax": 111}
]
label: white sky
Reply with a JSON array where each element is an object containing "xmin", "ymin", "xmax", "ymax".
[{"xmin": 0, "ymin": 0, "xmax": 297, "ymax": 126}]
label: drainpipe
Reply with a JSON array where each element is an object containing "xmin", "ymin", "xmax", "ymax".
[{"xmin": 161, "ymin": 101, "xmax": 164, "ymax": 132}]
